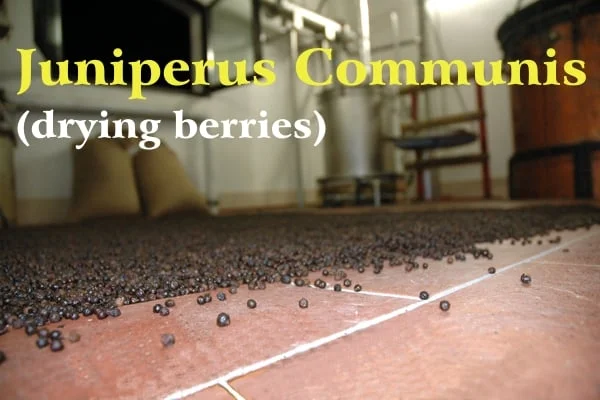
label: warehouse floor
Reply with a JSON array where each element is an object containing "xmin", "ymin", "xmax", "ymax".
[{"xmin": 1, "ymin": 202, "xmax": 599, "ymax": 400}]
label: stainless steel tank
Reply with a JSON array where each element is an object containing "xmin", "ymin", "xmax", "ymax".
[{"xmin": 319, "ymin": 86, "xmax": 382, "ymax": 178}]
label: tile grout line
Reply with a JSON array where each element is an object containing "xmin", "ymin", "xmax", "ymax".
[
  {"xmin": 163, "ymin": 231, "xmax": 597, "ymax": 400},
  {"xmin": 306, "ymin": 284, "xmax": 421, "ymax": 301},
  {"xmin": 343, "ymin": 289, "xmax": 421, "ymax": 301},
  {"xmin": 533, "ymin": 260, "xmax": 600, "ymax": 268},
  {"xmin": 219, "ymin": 381, "xmax": 246, "ymax": 400}
]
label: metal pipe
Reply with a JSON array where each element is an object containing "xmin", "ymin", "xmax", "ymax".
[
  {"xmin": 357, "ymin": 0, "xmax": 372, "ymax": 75},
  {"xmin": 261, "ymin": 0, "xmax": 356, "ymax": 41},
  {"xmin": 389, "ymin": 11, "xmax": 404, "ymax": 173},
  {"xmin": 415, "ymin": 0, "xmax": 439, "ymax": 200},
  {"xmin": 290, "ymin": 14, "xmax": 305, "ymax": 208},
  {"xmin": 416, "ymin": 0, "xmax": 431, "ymax": 120},
  {"xmin": 319, "ymin": 38, "xmax": 332, "ymax": 85}
]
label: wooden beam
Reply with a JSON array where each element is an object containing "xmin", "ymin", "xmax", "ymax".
[{"xmin": 406, "ymin": 154, "xmax": 488, "ymax": 170}]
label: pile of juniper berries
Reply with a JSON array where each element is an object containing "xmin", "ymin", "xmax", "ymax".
[{"xmin": 0, "ymin": 205, "xmax": 598, "ymax": 332}]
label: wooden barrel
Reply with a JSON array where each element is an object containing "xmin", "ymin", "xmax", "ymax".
[{"xmin": 498, "ymin": 0, "xmax": 600, "ymax": 199}]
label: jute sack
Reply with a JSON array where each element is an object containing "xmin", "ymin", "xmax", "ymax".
[
  {"xmin": 68, "ymin": 139, "xmax": 141, "ymax": 222},
  {"xmin": 134, "ymin": 144, "xmax": 204, "ymax": 217}
]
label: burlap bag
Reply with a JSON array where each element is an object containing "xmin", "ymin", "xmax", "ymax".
[
  {"xmin": 134, "ymin": 144, "xmax": 204, "ymax": 217},
  {"xmin": 68, "ymin": 139, "xmax": 141, "ymax": 222}
]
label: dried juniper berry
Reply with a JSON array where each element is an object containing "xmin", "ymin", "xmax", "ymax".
[
  {"xmin": 159, "ymin": 307, "xmax": 170, "ymax": 317},
  {"xmin": 36, "ymin": 337, "xmax": 49, "ymax": 349},
  {"xmin": 422, "ymin": 263, "xmax": 429, "ymax": 270},
  {"xmin": 196, "ymin": 296, "xmax": 205, "ymax": 306},
  {"xmin": 165, "ymin": 299, "xmax": 176, "ymax": 308},
  {"xmin": 96, "ymin": 310, "xmax": 108, "ymax": 320},
  {"xmin": 322, "ymin": 269, "xmax": 330, "ymax": 276},
  {"xmin": 520, "ymin": 273, "xmax": 532, "ymax": 285},
  {"xmin": 334, "ymin": 270, "xmax": 347, "ymax": 281},
  {"xmin": 50, "ymin": 313, "xmax": 62, "ymax": 323},
  {"xmin": 354, "ymin": 284, "xmax": 362, "ymax": 292},
  {"xmin": 108, "ymin": 309, "xmax": 121, "ymax": 318},
  {"xmin": 281, "ymin": 275, "xmax": 292, "ymax": 284},
  {"xmin": 439, "ymin": 300, "xmax": 451, "ymax": 312},
  {"xmin": 204, "ymin": 294, "xmax": 212, "ymax": 303},
  {"xmin": 50, "ymin": 330, "xmax": 61, "ymax": 340},
  {"xmin": 419, "ymin": 291, "xmax": 429, "ymax": 300},
  {"xmin": 161, "ymin": 333, "xmax": 175, "ymax": 347},
  {"xmin": 294, "ymin": 278, "xmax": 305, "ymax": 287},
  {"xmin": 25, "ymin": 324, "xmax": 37, "ymax": 336},
  {"xmin": 229, "ymin": 287, "xmax": 238, "ymax": 295},
  {"xmin": 11, "ymin": 319, "xmax": 24, "ymax": 329},
  {"xmin": 216, "ymin": 292, "xmax": 226, "ymax": 302},
  {"xmin": 343, "ymin": 279, "xmax": 352, "ymax": 288},
  {"xmin": 488, "ymin": 267, "xmax": 496, "ymax": 274},
  {"xmin": 333, "ymin": 284, "xmax": 342, "ymax": 292},
  {"xmin": 298, "ymin": 298, "xmax": 309, "ymax": 309},
  {"xmin": 247, "ymin": 299, "xmax": 257, "ymax": 309},
  {"xmin": 216, "ymin": 313, "xmax": 230, "ymax": 327},
  {"xmin": 38, "ymin": 329, "xmax": 49, "ymax": 338},
  {"xmin": 50, "ymin": 340, "xmax": 64, "ymax": 352}
]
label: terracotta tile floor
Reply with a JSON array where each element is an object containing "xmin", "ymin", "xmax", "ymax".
[{"xmin": 1, "ymin": 209, "xmax": 599, "ymax": 400}]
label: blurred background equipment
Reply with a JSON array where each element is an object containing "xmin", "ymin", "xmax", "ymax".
[
  {"xmin": 498, "ymin": 0, "xmax": 600, "ymax": 200},
  {"xmin": 2, "ymin": 0, "xmax": 599, "ymax": 226},
  {"xmin": 32, "ymin": 0, "xmax": 264, "ymax": 97},
  {"xmin": 0, "ymin": 0, "xmax": 10, "ymax": 39},
  {"xmin": 0, "ymin": 88, "xmax": 16, "ymax": 226},
  {"xmin": 384, "ymin": 69, "xmax": 491, "ymax": 202}
]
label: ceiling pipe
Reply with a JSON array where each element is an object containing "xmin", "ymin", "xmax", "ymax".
[
  {"xmin": 357, "ymin": 0, "xmax": 372, "ymax": 74},
  {"xmin": 260, "ymin": 0, "xmax": 356, "ymax": 41}
]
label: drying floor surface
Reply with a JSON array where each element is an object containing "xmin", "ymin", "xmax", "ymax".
[{"xmin": 1, "ymin": 204, "xmax": 600, "ymax": 400}]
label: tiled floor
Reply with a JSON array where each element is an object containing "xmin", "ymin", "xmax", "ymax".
[{"xmin": 1, "ymin": 211, "xmax": 599, "ymax": 400}]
